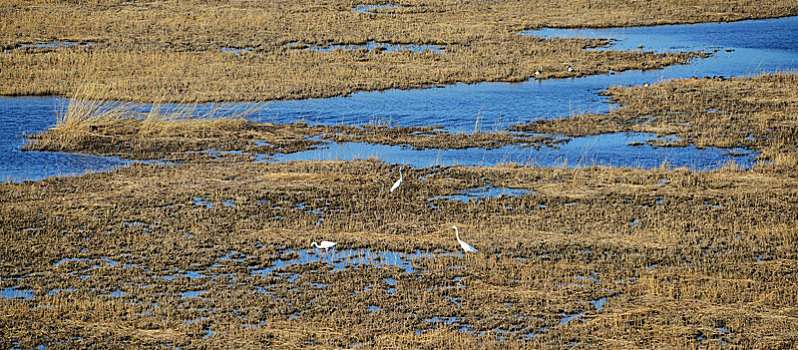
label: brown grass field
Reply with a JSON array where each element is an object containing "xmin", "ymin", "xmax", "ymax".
[
  {"xmin": 3, "ymin": 0, "xmax": 798, "ymax": 348},
  {"xmin": 1, "ymin": 0, "xmax": 797, "ymax": 102},
  {"xmin": 3, "ymin": 71, "xmax": 798, "ymax": 349}
]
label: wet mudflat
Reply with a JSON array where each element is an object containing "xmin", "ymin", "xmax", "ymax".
[
  {"xmin": 2, "ymin": 156, "xmax": 797, "ymax": 348},
  {"xmin": 2, "ymin": 2, "xmax": 798, "ymax": 348},
  {"xmin": 4, "ymin": 71, "xmax": 798, "ymax": 348}
]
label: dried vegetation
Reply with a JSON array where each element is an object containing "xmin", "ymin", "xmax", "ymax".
[
  {"xmin": 2, "ymin": 159, "xmax": 797, "ymax": 348},
  {"xmin": 3, "ymin": 0, "xmax": 797, "ymax": 102},
  {"xmin": 3, "ymin": 72, "xmax": 798, "ymax": 348}
]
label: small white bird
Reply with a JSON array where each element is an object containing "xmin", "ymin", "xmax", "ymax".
[
  {"xmin": 567, "ymin": 66, "xmax": 574, "ymax": 72},
  {"xmin": 389, "ymin": 166, "xmax": 403, "ymax": 193},
  {"xmin": 311, "ymin": 240, "xmax": 336, "ymax": 252},
  {"xmin": 451, "ymin": 226, "xmax": 478, "ymax": 253},
  {"xmin": 535, "ymin": 70, "xmax": 541, "ymax": 76}
]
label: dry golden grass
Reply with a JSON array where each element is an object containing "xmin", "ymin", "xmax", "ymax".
[
  {"xmin": 4, "ymin": 73, "xmax": 798, "ymax": 348},
  {"xmin": 1, "ymin": 158, "xmax": 797, "ymax": 348},
  {"xmin": 2, "ymin": 0, "xmax": 795, "ymax": 102}
]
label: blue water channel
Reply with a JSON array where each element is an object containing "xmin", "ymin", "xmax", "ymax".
[{"xmin": 1, "ymin": 17, "xmax": 796, "ymax": 181}]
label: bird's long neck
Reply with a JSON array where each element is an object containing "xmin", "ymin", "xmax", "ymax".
[
  {"xmin": 399, "ymin": 167, "xmax": 403, "ymax": 179},
  {"xmin": 311, "ymin": 242, "xmax": 318, "ymax": 248},
  {"xmin": 454, "ymin": 227, "xmax": 460, "ymax": 241}
]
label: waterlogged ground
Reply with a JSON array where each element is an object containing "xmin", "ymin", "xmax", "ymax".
[
  {"xmin": 3, "ymin": 159, "xmax": 797, "ymax": 348},
  {"xmin": 2, "ymin": 14, "xmax": 798, "ymax": 350}
]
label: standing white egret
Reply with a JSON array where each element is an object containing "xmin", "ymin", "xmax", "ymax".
[
  {"xmin": 390, "ymin": 167, "xmax": 403, "ymax": 193},
  {"xmin": 451, "ymin": 226, "xmax": 478, "ymax": 253},
  {"xmin": 311, "ymin": 240, "xmax": 336, "ymax": 252}
]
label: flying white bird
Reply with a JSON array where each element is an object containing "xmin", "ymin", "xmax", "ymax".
[
  {"xmin": 451, "ymin": 226, "xmax": 478, "ymax": 253},
  {"xmin": 390, "ymin": 167, "xmax": 403, "ymax": 193},
  {"xmin": 311, "ymin": 240, "xmax": 336, "ymax": 252}
]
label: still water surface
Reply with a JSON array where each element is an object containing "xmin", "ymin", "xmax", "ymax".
[{"xmin": 1, "ymin": 17, "xmax": 796, "ymax": 181}]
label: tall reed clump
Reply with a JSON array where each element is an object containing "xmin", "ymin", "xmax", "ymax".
[
  {"xmin": 53, "ymin": 84, "xmax": 135, "ymax": 132},
  {"xmin": 25, "ymin": 84, "xmax": 265, "ymax": 155}
]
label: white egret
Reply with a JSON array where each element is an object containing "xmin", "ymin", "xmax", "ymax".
[
  {"xmin": 311, "ymin": 240, "xmax": 336, "ymax": 252},
  {"xmin": 451, "ymin": 226, "xmax": 478, "ymax": 253},
  {"xmin": 389, "ymin": 167, "xmax": 403, "ymax": 193}
]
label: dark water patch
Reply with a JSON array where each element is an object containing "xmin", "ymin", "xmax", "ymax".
[
  {"xmin": 303, "ymin": 41, "xmax": 444, "ymax": 54},
  {"xmin": 252, "ymin": 248, "xmax": 457, "ymax": 276},
  {"xmin": 16, "ymin": 41, "xmax": 97, "ymax": 50},
  {"xmin": 590, "ymin": 297, "xmax": 607, "ymax": 310},
  {"xmin": 47, "ymin": 288, "xmax": 77, "ymax": 296},
  {"xmin": 158, "ymin": 270, "xmax": 205, "ymax": 280},
  {"xmin": 352, "ymin": 4, "xmax": 403, "ymax": 14},
  {"xmin": 265, "ymin": 132, "xmax": 755, "ymax": 171},
  {"xmin": 181, "ymin": 290, "xmax": 207, "ymax": 298},
  {"xmin": 559, "ymin": 311, "xmax": 586, "ymax": 325},
  {"xmin": 191, "ymin": 196, "xmax": 237, "ymax": 208},
  {"xmin": 432, "ymin": 186, "xmax": 534, "ymax": 203},
  {"xmin": 573, "ymin": 272, "xmax": 600, "ymax": 284},
  {"xmin": 422, "ymin": 316, "xmax": 458, "ymax": 324},
  {"xmin": 1, "ymin": 287, "xmax": 35, "ymax": 300},
  {"xmin": 53, "ymin": 257, "xmax": 121, "ymax": 269}
]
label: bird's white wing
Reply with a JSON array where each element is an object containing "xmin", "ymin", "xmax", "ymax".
[
  {"xmin": 460, "ymin": 241, "xmax": 478, "ymax": 253},
  {"xmin": 390, "ymin": 178, "xmax": 402, "ymax": 192}
]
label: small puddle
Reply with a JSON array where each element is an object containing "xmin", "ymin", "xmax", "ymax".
[
  {"xmin": 590, "ymin": 297, "xmax": 607, "ymax": 310},
  {"xmin": 221, "ymin": 47, "xmax": 254, "ymax": 54},
  {"xmin": 295, "ymin": 41, "xmax": 444, "ymax": 54},
  {"xmin": 368, "ymin": 305, "xmax": 380, "ymax": 312},
  {"xmin": 47, "ymin": 287, "xmax": 77, "ymax": 296},
  {"xmin": 352, "ymin": 4, "xmax": 403, "ymax": 14},
  {"xmin": 432, "ymin": 186, "xmax": 534, "ymax": 203},
  {"xmin": 17, "ymin": 41, "xmax": 97, "ymax": 50},
  {"xmin": 422, "ymin": 316, "xmax": 458, "ymax": 324},
  {"xmin": 191, "ymin": 196, "xmax": 237, "ymax": 208},
  {"xmin": 158, "ymin": 270, "xmax": 205, "ymax": 280},
  {"xmin": 53, "ymin": 257, "xmax": 121, "ymax": 269},
  {"xmin": 252, "ymin": 248, "xmax": 456, "ymax": 276},
  {"xmin": 1, "ymin": 287, "xmax": 35, "ymax": 300},
  {"xmin": 559, "ymin": 311, "xmax": 587, "ymax": 325},
  {"xmin": 181, "ymin": 290, "xmax": 207, "ymax": 298}
]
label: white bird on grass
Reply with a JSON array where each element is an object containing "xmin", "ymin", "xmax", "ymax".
[
  {"xmin": 311, "ymin": 240, "xmax": 336, "ymax": 252},
  {"xmin": 451, "ymin": 226, "xmax": 478, "ymax": 254},
  {"xmin": 390, "ymin": 166, "xmax": 404, "ymax": 193}
]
